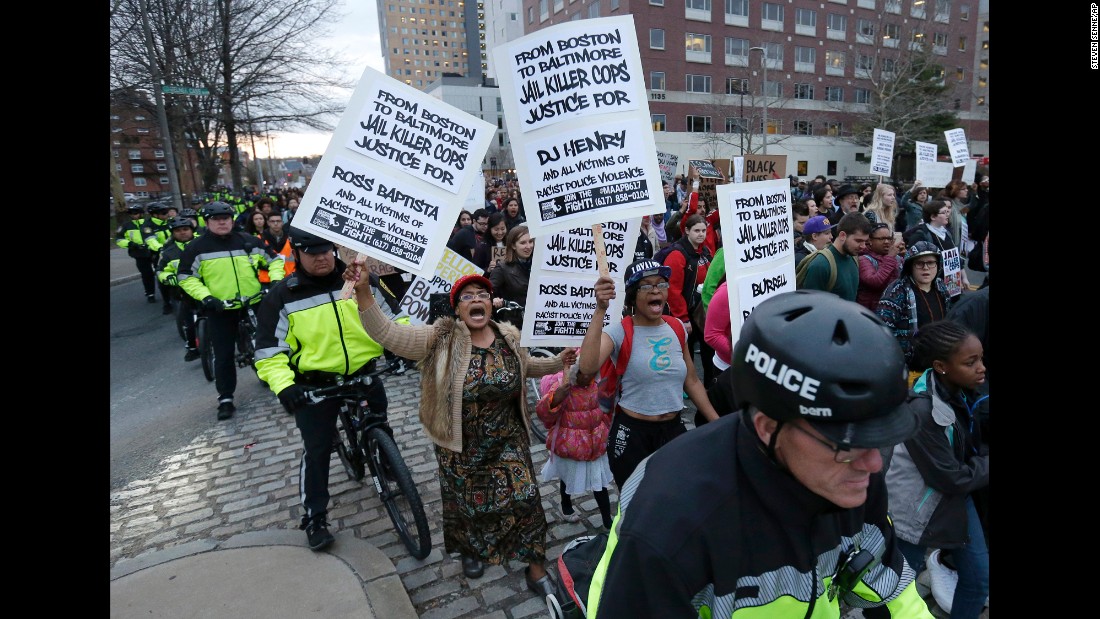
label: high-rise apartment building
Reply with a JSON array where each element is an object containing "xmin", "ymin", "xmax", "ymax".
[
  {"xmin": 377, "ymin": 0, "xmax": 486, "ymax": 90},
  {"xmin": 511, "ymin": 0, "xmax": 988, "ymax": 179}
]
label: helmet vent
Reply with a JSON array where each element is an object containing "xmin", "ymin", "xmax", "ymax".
[
  {"xmin": 782, "ymin": 305, "xmax": 813, "ymax": 322},
  {"xmin": 831, "ymin": 319, "xmax": 851, "ymax": 345}
]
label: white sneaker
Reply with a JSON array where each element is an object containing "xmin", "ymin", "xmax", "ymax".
[
  {"xmin": 927, "ymin": 549, "xmax": 958, "ymax": 614},
  {"xmin": 557, "ymin": 506, "xmax": 582, "ymax": 523}
]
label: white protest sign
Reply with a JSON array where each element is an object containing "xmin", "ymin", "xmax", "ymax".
[
  {"xmin": 494, "ymin": 15, "xmax": 663, "ymax": 237},
  {"xmin": 944, "ymin": 128, "xmax": 970, "ymax": 167},
  {"xmin": 657, "ymin": 150, "xmax": 679, "ymax": 186},
  {"xmin": 395, "ymin": 247, "xmax": 482, "ymax": 325},
  {"xmin": 731, "ymin": 157, "xmax": 745, "ymax": 183},
  {"xmin": 521, "ymin": 218, "xmax": 638, "ymax": 347},
  {"xmin": 292, "ymin": 66, "xmax": 495, "ymax": 277},
  {"xmin": 917, "ymin": 159, "xmax": 978, "ymax": 190},
  {"xmin": 914, "ymin": 141, "xmax": 938, "ymax": 181},
  {"xmin": 465, "ymin": 171, "xmax": 486, "ymax": 212},
  {"xmin": 871, "ymin": 128, "xmax": 895, "ymax": 177},
  {"xmin": 716, "ymin": 179, "xmax": 795, "ymax": 347},
  {"xmin": 940, "ymin": 246, "xmax": 964, "ymax": 298}
]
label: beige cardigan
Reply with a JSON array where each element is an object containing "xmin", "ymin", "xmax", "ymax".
[{"xmin": 358, "ymin": 303, "xmax": 562, "ymax": 453}]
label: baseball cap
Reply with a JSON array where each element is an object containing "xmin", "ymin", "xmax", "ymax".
[
  {"xmin": 802, "ymin": 215, "xmax": 834, "ymax": 236},
  {"xmin": 624, "ymin": 259, "xmax": 672, "ymax": 287}
]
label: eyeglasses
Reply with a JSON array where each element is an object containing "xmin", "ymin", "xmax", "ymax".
[
  {"xmin": 870, "ymin": 235, "xmax": 893, "ymax": 241},
  {"xmin": 913, "ymin": 260, "xmax": 938, "ymax": 270},
  {"xmin": 459, "ymin": 291, "xmax": 492, "ymax": 302},
  {"xmin": 637, "ymin": 281, "xmax": 671, "ymax": 292},
  {"xmin": 787, "ymin": 423, "xmax": 872, "ymax": 464}
]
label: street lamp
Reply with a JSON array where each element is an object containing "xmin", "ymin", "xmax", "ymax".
[{"xmin": 748, "ymin": 46, "xmax": 768, "ymax": 155}]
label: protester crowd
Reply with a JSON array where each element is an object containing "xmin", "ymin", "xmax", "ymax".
[{"xmin": 118, "ymin": 168, "xmax": 988, "ymax": 617}]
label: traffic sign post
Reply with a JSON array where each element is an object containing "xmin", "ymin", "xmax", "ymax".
[{"xmin": 162, "ymin": 85, "xmax": 209, "ymax": 96}]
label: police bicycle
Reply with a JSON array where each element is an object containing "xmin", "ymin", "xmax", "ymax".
[
  {"xmin": 195, "ymin": 290, "xmax": 266, "ymax": 383},
  {"xmin": 305, "ymin": 366, "xmax": 432, "ymax": 560}
]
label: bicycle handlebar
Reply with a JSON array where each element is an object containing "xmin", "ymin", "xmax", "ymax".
[
  {"xmin": 223, "ymin": 290, "xmax": 266, "ymax": 310},
  {"xmin": 304, "ymin": 365, "xmax": 392, "ymax": 404}
]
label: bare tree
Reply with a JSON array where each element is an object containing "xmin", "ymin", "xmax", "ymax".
[{"xmin": 110, "ymin": 0, "xmax": 358, "ymax": 193}]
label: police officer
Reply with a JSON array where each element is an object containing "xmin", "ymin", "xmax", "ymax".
[
  {"xmin": 156, "ymin": 217, "xmax": 200, "ymax": 361},
  {"xmin": 115, "ymin": 203, "xmax": 159, "ymax": 303},
  {"xmin": 178, "ymin": 201, "xmax": 285, "ymax": 420},
  {"xmin": 253, "ymin": 228, "xmax": 387, "ymax": 551}
]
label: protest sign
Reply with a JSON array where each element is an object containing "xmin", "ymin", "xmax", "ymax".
[
  {"xmin": 731, "ymin": 157, "xmax": 745, "ymax": 183},
  {"xmin": 944, "ymin": 128, "xmax": 970, "ymax": 167},
  {"xmin": 291, "ymin": 67, "xmax": 494, "ymax": 277},
  {"xmin": 940, "ymin": 246, "xmax": 964, "ymax": 298},
  {"xmin": 716, "ymin": 179, "xmax": 794, "ymax": 346},
  {"xmin": 657, "ymin": 150, "xmax": 679, "ymax": 186},
  {"xmin": 688, "ymin": 159, "xmax": 727, "ymax": 210},
  {"xmin": 871, "ymin": 128, "xmax": 895, "ymax": 177},
  {"xmin": 742, "ymin": 154, "xmax": 787, "ymax": 182},
  {"xmin": 395, "ymin": 247, "xmax": 482, "ymax": 325},
  {"xmin": 521, "ymin": 218, "xmax": 638, "ymax": 346},
  {"xmin": 494, "ymin": 15, "xmax": 663, "ymax": 237}
]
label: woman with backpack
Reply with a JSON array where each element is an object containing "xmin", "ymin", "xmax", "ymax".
[{"xmin": 576, "ymin": 259, "xmax": 719, "ymax": 489}]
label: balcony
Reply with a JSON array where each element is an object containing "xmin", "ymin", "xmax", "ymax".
[
  {"xmin": 685, "ymin": 7, "xmax": 710, "ymax": 22},
  {"xmin": 795, "ymin": 61, "xmax": 816, "ymax": 73},
  {"xmin": 827, "ymin": 28, "xmax": 846, "ymax": 41},
  {"xmin": 686, "ymin": 49, "xmax": 712, "ymax": 63},
  {"xmin": 761, "ymin": 18, "xmax": 783, "ymax": 32}
]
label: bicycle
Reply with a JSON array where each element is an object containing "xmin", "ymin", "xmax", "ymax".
[
  {"xmin": 305, "ymin": 367, "xmax": 432, "ymax": 560},
  {"xmin": 195, "ymin": 290, "xmax": 266, "ymax": 384}
]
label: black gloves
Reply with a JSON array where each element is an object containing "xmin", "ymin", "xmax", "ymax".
[
  {"xmin": 278, "ymin": 384, "xmax": 312, "ymax": 414},
  {"xmin": 201, "ymin": 296, "xmax": 223, "ymax": 313},
  {"xmin": 164, "ymin": 274, "xmax": 178, "ymax": 287}
]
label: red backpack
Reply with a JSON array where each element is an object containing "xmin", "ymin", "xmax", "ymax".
[{"xmin": 595, "ymin": 315, "xmax": 688, "ymax": 415}]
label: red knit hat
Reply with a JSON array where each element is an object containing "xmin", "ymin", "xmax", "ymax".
[{"xmin": 450, "ymin": 274, "xmax": 494, "ymax": 308}]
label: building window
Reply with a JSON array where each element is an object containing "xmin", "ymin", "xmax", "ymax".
[
  {"xmin": 978, "ymin": 76, "xmax": 987, "ymax": 88},
  {"xmin": 134, "ymin": 178, "xmax": 148, "ymax": 187},
  {"xmin": 128, "ymin": 149, "xmax": 142, "ymax": 160},
  {"xmin": 826, "ymin": 122, "xmax": 842, "ymax": 136},
  {"xmin": 154, "ymin": 149, "xmax": 165, "ymax": 158},
  {"xmin": 857, "ymin": 54, "xmax": 874, "ymax": 71},
  {"xmin": 159, "ymin": 177, "xmax": 170, "ymax": 185},
  {"xmin": 956, "ymin": 67, "xmax": 965, "ymax": 81},
  {"xmin": 958, "ymin": 36, "xmax": 966, "ymax": 51},
  {"xmin": 726, "ymin": 77, "xmax": 748, "ymax": 94},
  {"xmin": 652, "ymin": 114, "xmax": 667, "ymax": 131},
  {"xmin": 725, "ymin": 36, "xmax": 748, "ymax": 58},
  {"xmin": 794, "ymin": 121, "xmax": 812, "ymax": 136},
  {"xmin": 686, "ymin": 74, "xmax": 712, "ymax": 93},
  {"xmin": 826, "ymin": 13, "xmax": 847, "ymax": 34},
  {"xmin": 825, "ymin": 50, "xmax": 846, "ymax": 73},
  {"xmin": 650, "ymin": 28, "xmax": 665, "ymax": 49},
  {"xmin": 795, "ymin": 8, "xmax": 816, "ymax": 27},
  {"xmin": 825, "ymin": 86, "xmax": 843, "ymax": 102},
  {"xmin": 795, "ymin": 46, "xmax": 816, "ymax": 67},
  {"xmin": 976, "ymin": 95, "xmax": 985, "ymax": 106},
  {"xmin": 528, "ymin": 6, "xmax": 533, "ymax": 22},
  {"xmin": 131, "ymin": 164, "xmax": 144, "ymax": 173},
  {"xmin": 766, "ymin": 119, "xmax": 781, "ymax": 135},
  {"xmin": 855, "ymin": 88, "xmax": 871, "ymax": 103},
  {"xmin": 935, "ymin": 0, "xmax": 950, "ymax": 20},
  {"xmin": 539, "ymin": 0, "xmax": 548, "ymax": 18},
  {"xmin": 981, "ymin": 39, "xmax": 988, "ymax": 50},
  {"xmin": 588, "ymin": 0, "xmax": 600, "ymax": 18},
  {"xmin": 881, "ymin": 57, "xmax": 896, "ymax": 74},
  {"xmin": 651, "ymin": 71, "xmax": 666, "ymax": 90},
  {"xmin": 858, "ymin": 18, "xmax": 875, "ymax": 38},
  {"xmin": 686, "ymin": 115, "xmax": 712, "ymax": 132},
  {"xmin": 611, "ymin": 0, "xmax": 618, "ymax": 9},
  {"xmin": 686, "ymin": 0, "xmax": 710, "ymax": 10},
  {"xmin": 979, "ymin": 58, "xmax": 988, "ymax": 70},
  {"xmin": 156, "ymin": 163, "xmax": 168, "ymax": 171},
  {"xmin": 960, "ymin": 4, "xmax": 969, "ymax": 19},
  {"xmin": 883, "ymin": 23, "xmax": 900, "ymax": 44},
  {"xmin": 762, "ymin": 2, "xmax": 783, "ymax": 22},
  {"xmin": 135, "ymin": 115, "xmax": 146, "ymax": 121},
  {"xmin": 763, "ymin": 80, "xmax": 781, "ymax": 97},
  {"xmin": 794, "ymin": 83, "xmax": 814, "ymax": 99},
  {"xmin": 725, "ymin": 0, "xmax": 748, "ymax": 17},
  {"xmin": 726, "ymin": 117, "xmax": 748, "ymax": 133},
  {"xmin": 136, "ymin": 127, "xmax": 150, "ymax": 134},
  {"xmin": 686, "ymin": 32, "xmax": 712, "ymax": 52},
  {"xmin": 765, "ymin": 41, "xmax": 783, "ymax": 63},
  {"xmin": 934, "ymin": 32, "xmax": 948, "ymax": 47},
  {"xmin": 650, "ymin": 0, "xmax": 664, "ymax": 4}
]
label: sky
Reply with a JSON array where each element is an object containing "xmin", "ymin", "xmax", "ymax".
[{"xmin": 262, "ymin": 0, "xmax": 386, "ymax": 159}]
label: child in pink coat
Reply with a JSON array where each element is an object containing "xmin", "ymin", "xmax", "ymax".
[{"xmin": 536, "ymin": 358, "xmax": 614, "ymax": 529}]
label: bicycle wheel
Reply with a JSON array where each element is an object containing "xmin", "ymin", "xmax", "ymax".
[
  {"xmin": 197, "ymin": 318, "xmax": 215, "ymax": 382},
  {"xmin": 366, "ymin": 427, "xmax": 431, "ymax": 559},
  {"xmin": 526, "ymin": 348, "xmax": 554, "ymax": 443},
  {"xmin": 334, "ymin": 410, "xmax": 366, "ymax": 481}
]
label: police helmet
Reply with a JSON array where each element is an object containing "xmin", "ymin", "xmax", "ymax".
[
  {"xmin": 730, "ymin": 290, "xmax": 915, "ymax": 449},
  {"xmin": 168, "ymin": 216, "xmax": 194, "ymax": 230},
  {"xmin": 179, "ymin": 208, "xmax": 198, "ymax": 218},
  {"xmin": 288, "ymin": 227, "xmax": 335, "ymax": 254},
  {"xmin": 201, "ymin": 201, "xmax": 235, "ymax": 218},
  {"xmin": 127, "ymin": 203, "xmax": 146, "ymax": 213}
]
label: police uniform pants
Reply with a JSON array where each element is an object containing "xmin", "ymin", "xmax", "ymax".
[{"xmin": 208, "ymin": 309, "xmax": 241, "ymax": 399}]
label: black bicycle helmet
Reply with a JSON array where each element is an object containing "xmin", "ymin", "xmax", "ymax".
[
  {"xmin": 288, "ymin": 227, "xmax": 335, "ymax": 253},
  {"xmin": 179, "ymin": 208, "xmax": 198, "ymax": 218},
  {"xmin": 730, "ymin": 289, "xmax": 915, "ymax": 449},
  {"xmin": 201, "ymin": 201, "xmax": 235, "ymax": 217},
  {"xmin": 168, "ymin": 216, "xmax": 194, "ymax": 230},
  {"xmin": 127, "ymin": 203, "xmax": 145, "ymax": 213}
]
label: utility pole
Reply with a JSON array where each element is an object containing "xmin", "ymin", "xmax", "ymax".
[{"xmin": 138, "ymin": 0, "xmax": 184, "ymax": 212}]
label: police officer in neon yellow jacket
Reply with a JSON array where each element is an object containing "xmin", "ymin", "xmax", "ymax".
[
  {"xmin": 253, "ymin": 228, "xmax": 386, "ymax": 551},
  {"xmin": 178, "ymin": 201, "xmax": 285, "ymax": 420},
  {"xmin": 115, "ymin": 203, "xmax": 160, "ymax": 302}
]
